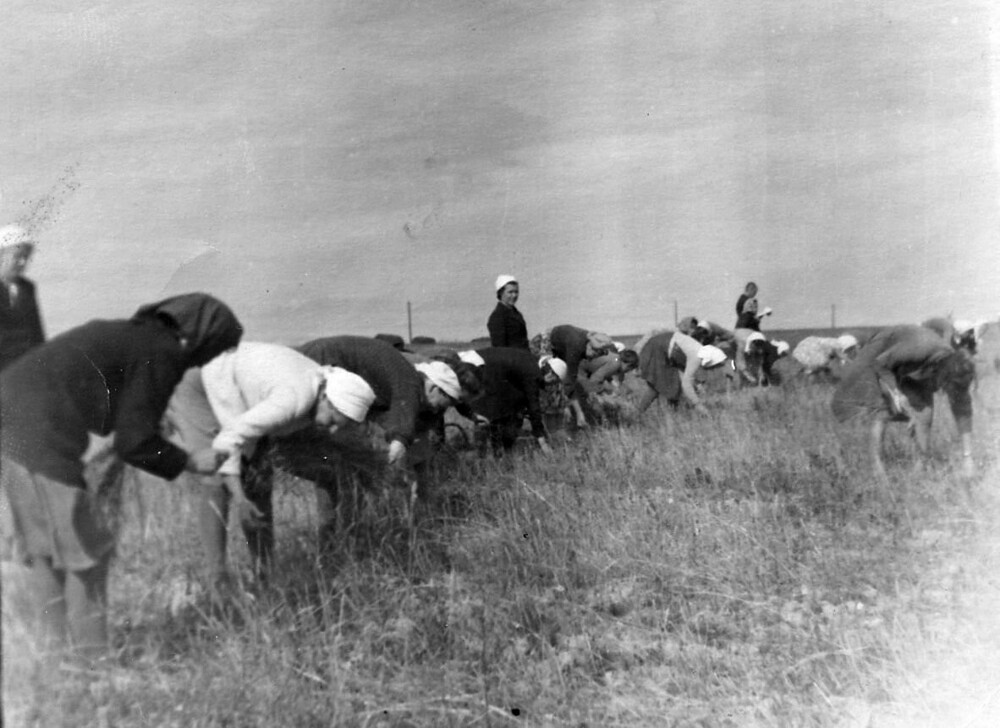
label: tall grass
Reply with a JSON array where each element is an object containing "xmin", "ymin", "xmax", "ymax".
[{"xmin": 4, "ymin": 378, "xmax": 999, "ymax": 727}]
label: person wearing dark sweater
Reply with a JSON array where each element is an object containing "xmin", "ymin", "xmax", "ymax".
[
  {"xmin": 832, "ymin": 325, "xmax": 976, "ymax": 482},
  {"xmin": 0, "ymin": 224, "xmax": 45, "ymax": 370},
  {"xmin": 487, "ymin": 274, "xmax": 529, "ymax": 349},
  {"xmin": 547, "ymin": 324, "xmax": 616, "ymax": 427},
  {"xmin": 459, "ymin": 347, "xmax": 562, "ymax": 455},
  {"xmin": 0, "ymin": 293, "xmax": 242, "ymax": 658}
]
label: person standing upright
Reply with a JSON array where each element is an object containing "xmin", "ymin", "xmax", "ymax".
[
  {"xmin": 0, "ymin": 224, "xmax": 45, "ymax": 370},
  {"xmin": 487, "ymin": 274, "xmax": 529, "ymax": 349}
]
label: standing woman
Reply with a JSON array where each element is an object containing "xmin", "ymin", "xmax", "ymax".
[
  {"xmin": 0, "ymin": 293, "xmax": 242, "ymax": 659},
  {"xmin": 487, "ymin": 274, "xmax": 529, "ymax": 350},
  {"xmin": 0, "ymin": 224, "xmax": 45, "ymax": 370},
  {"xmin": 635, "ymin": 331, "xmax": 728, "ymax": 414}
]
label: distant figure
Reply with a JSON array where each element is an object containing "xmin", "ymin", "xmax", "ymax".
[
  {"xmin": 731, "ymin": 329, "xmax": 768, "ymax": 386},
  {"xmin": 736, "ymin": 296, "xmax": 772, "ymax": 332},
  {"xmin": 578, "ymin": 348, "xmax": 639, "ymax": 394},
  {"xmin": 635, "ymin": 331, "xmax": 728, "ymax": 414},
  {"xmin": 832, "ymin": 325, "xmax": 976, "ymax": 481},
  {"xmin": 0, "ymin": 294, "xmax": 242, "ymax": 659},
  {"xmin": 678, "ymin": 316, "xmax": 735, "ymax": 347},
  {"xmin": 374, "ymin": 333, "xmax": 411, "ymax": 353},
  {"xmin": 793, "ymin": 334, "xmax": 859, "ymax": 378},
  {"xmin": 487, "ymin": 274, "xmax": 529, "ymax": 350},
  {"xmin": 735, "ymin": 282, "xmax": 758, "ymax": 324},
  {"xmin": 0, "ymin": 224, "xmax": 45, "ymax": 370},
  {"xmin": 921, "ymin": 317, "xmax": 977, "ymax": 356}
]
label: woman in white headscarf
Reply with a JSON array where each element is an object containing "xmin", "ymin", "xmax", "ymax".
[
  {"xmin": 487, "ymin": 274, "xmax": 529, "ymax": 349},
  {"xmin": 635, "ymin": 331, "xmax": 728, "ymax": 414},
  {"xmin": 166, "ymin": 341, "xmax": 376, "ymax": 581}
]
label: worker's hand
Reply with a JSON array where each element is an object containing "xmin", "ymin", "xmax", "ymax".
[
  {"xmin": 886, "ymin": 388, "xmax": 909, "ymax": 417},
  {"xmin": 387, "ymin": 440, "xmax": 407, "ymax": 466},
  {"xmin": 222, "ymin": 475, "xmax": 265, "ymax": 528},
  {"xmin": 694, "ymin": 403, "xmax": 710, "ymax": 416},
  {"xmin": 473, "ymin": 414, "xmax": 490, "ymax": 427},
  {"xmin": 187, "ymin": 448, "xmax": 227, "ymax": 474},
  {"xmin": 537, "ymin": 437, "xmax": 553, "ymax": 455}
]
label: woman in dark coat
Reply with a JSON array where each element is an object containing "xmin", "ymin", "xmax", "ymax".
[
  {"xmin": 0, "ymin": 293, "xmax": 242, "ymax": 658},
  {"xmin": 0, "ymin": 224, "xmax": 45, "ymax": 370},
  {"xmin": 832, "ymin": 325, "xmax": 976, "ymax": 481},
  {"xmin": 487, "ymin": 274, "xmax": 529, "ymax": 349}
]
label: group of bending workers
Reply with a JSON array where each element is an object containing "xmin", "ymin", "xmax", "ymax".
[{"xmin": 0, "ymin": 242, "xmax": 985, "ymax": 665}]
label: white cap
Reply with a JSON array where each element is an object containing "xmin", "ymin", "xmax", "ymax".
[
  {"xmin": 698, "ymin": 345, "xmax": 728, "ymax": 369},
  {"xmin": 458, "ymin": 350, "xmax": 486, "ymax": 367},
  {"xmin": 744, "ymin": 331, "xmax": 766, "ymax": 352},
  {"xmin": 695, "ymin": 319, "xmax": 712, "ymax": 331},
  {"xmin": 771, "ymin": 340, "xmax": 790, "ymax": 357},
  {"xmin": 540, "ymin": 355, "xmax": 568, "ymax": 382},
  {"xmin": 612, "ymin": 341, "xmax": 626, "ymax": 353},
  {"xmin": 953, "ymin": 319, "xmax": 975, "ymax": 335},
  {"xmin": 837, "ymin": 334, "xmax": 858, "ymax": 351},
  {"xmin": 0, "ymin": 224, "xmax": 34, "ymax": 249},
  {"xmin": 416, "ymin": 361, "xmax": 462, "ymax": 400},
  {"xmin": 323, "ymin": 367, "xmax": 376, "ymax": 423},
  {"xmin": 762, "ymin": 306, "xmax": 773, "ymax": 316},
  {"xmin": 495, "ymin": 274, "xmax": 517, "ymax": 292}
]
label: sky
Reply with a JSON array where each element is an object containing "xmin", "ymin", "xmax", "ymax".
[{"xmin": 2, "ymin": 0, "xmax": 999, "ymax": 343}]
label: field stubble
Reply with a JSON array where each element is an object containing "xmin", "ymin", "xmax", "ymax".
[{"xmin": 4, "ymin": 376, "xmax": 1000, "ymax": 727}]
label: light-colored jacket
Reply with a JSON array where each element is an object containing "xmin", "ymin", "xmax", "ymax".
[{"xmin": 201, "ymin": 342, "xmax": 325, "ymax": 475}]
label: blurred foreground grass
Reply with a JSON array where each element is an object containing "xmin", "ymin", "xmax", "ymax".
[{"xmin": 4, "ymin": 376, "xmax": 1000, "ymax": 727}]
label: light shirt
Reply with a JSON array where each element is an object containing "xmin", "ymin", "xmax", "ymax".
[{"xmin": 201, "ymin": 342, "xmax": 324, "ymax": 475}]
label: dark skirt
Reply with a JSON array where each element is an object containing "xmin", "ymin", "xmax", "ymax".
[{"xmin": 639, "ymin": 338, "xmax": 683, "ymax": 403}]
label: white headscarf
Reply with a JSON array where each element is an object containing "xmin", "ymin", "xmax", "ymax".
[
  {"xmin": 494, "ymin": 274, "xmax": 517, "ymax": 293},
  {"xmin": 953, "ymin": 319, "xmax": 975, "ymax": 335},
  {"xmin": 836, "ymin": 334, "xmax": 858, "ymax": 351},
  {"xmin": 744, "ymin": 331, "xmax": 766, "ymax": 352},
  {"xmin": 697, "ymin": 345, "xmax": 727, "ymax": 369},
  {"xmin": 458, "ymin": 350, "xmax": 486, "ymax": 367},
  {"xmin": 416, "ymin": 361, "xmax": 462, "ymax": 400},
  {"xmin": 771, "ymin": 340, "xmax": 790, "ymax": 357},
  {"xmin": 0, "ymin": 224, "xmax": 33, "ymax": 249},
  {"xmin": 540, "ymin": 355, "xmax": 568, "ymax": 382},
  {"xmin": 323, "ymin": 367, "xmax": 376, "ymax": 423}
]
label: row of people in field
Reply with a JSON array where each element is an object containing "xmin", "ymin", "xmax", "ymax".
[{"xmin": 0, "ymin": 233, "xmax": 987, "ymax": 664}]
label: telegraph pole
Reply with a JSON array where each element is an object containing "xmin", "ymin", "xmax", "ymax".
[
  {"xmin": 673, "ymin": 300, "xmax": 678, "ymax": 327},
  {"xmin": 407, "ymin": 301, "xmax": 413, "ymax": 343},
  {"xmin": 831, "ymin": 304, "xmax": 836, "ymax": 330}
]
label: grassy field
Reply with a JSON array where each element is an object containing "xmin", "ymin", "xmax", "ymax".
[{"xmin": 4, "ymin": 368, "xmax": 1000, "ymax": 727}]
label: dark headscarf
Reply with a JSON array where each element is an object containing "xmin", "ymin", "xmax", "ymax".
[{"xmin": 132, "ymin": 292, "xmax": 242, "ymax": 367}]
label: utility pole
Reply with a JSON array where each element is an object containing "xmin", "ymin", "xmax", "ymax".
[
  {"xmin": 831, "ymin": 304, "xmax": 836, "ymax": 330},
  {"xmin": 673, "ymin": 299, "xmax": 678, "ymax": 327},
  {"xmin": 407, "ymin": 301, "xmax": 413, "ymax": 343}
]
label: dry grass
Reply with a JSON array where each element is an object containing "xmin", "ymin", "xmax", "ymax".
[{"xmin": 4, "ymin": 376, "xmax": 1000, "ymax": 727}]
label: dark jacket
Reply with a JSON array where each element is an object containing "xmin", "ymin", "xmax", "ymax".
[
  {"xmin": 0, "ymin": 294, "xmax": 242, "ymax": 484},
  {"xmin": 0, "ymin": 276, "xmax": 44, "ymax": 370},
  {"xmin": 487, "ymin": 302, "xmax": 529, "ymax": 350},
  {"xmin": 832, "ymin": 325, "xmax": 972, "ymax": 432},
  {"xmin": 471, "ymin": 347, "xmax": 547, "ymax": 439},
  {"xmin": 548, "ymin": 324, "xmax": 590, "ymax": 391},
  {"xmin": 297, "ymin": 335, "xmax": 424, "ymax": 446}
]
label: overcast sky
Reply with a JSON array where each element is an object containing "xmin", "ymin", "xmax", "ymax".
[{"xmin": 3, "ymin": 0, "xmax": 999, "ymax": 343}]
